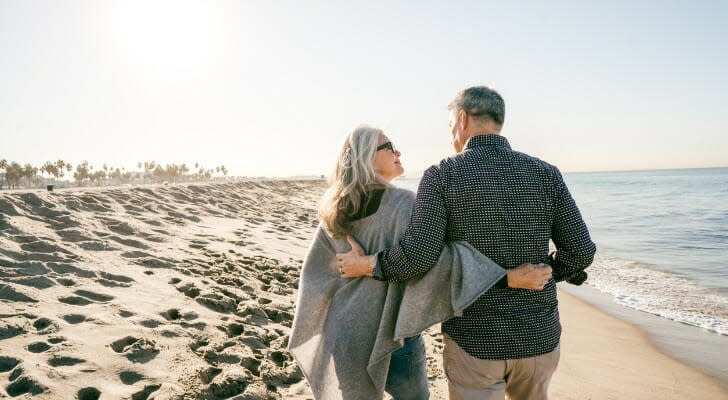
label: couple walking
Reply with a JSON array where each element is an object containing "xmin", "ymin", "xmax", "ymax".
[{"xmin": 289, "ymin": 86, "xmax": 596, "ymax": 400}]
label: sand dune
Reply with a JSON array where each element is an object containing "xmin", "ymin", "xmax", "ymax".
[{"xmin": 0, "ymin": 181, "xmax": 325, "ymax": 399}]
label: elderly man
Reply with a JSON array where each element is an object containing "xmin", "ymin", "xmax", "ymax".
[{"xmin": 339, "ymin": 86, "xmax": 596, "ymax": 400}]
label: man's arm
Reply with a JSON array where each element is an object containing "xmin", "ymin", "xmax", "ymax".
[
  {"xmin": 548, "ymin": 169, "xmax": 597, "ymax": 282},
  {"xmin": 373, "ymin": 165, "xmax": 449, "ymax": 282},
  {"xmin": 337, "ymin": 164, "xmax": 555, "ymax": 289}
]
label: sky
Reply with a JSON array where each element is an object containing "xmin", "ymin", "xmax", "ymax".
[{"xmin": 1, "ymin": 0, "xmax": 727, "ymax": 177}]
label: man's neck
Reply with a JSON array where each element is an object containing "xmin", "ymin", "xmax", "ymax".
[
  {"xmin": 465, "ymin": 131, "xmax": 500, "ymax": 143},
  {"xmin": 474, "ymin": 129, "xmax": 501, "ymax": 136}
]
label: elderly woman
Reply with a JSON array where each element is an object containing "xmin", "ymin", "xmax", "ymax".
[{"xmin": 288, "ymin": 125, "xmax": 548, "ymax": 400}]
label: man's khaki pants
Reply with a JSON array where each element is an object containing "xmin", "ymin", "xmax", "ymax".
[{"xmin": 443, "ymin": 334, "xmax": 560, "ymax": 400}]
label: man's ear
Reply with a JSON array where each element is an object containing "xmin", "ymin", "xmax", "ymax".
[{"xmin": 459, "ymin": 109, "xmax": 468, "ymax": 131}]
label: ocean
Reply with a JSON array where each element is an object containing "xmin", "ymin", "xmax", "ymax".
[{"xmin": 395, "ymin": 167, "xmax": 728, "ymax": 382}]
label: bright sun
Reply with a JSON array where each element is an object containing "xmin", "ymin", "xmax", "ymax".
[{"xmin": 116, "ymin": 0, "xmax": 223, "ymax": 79}]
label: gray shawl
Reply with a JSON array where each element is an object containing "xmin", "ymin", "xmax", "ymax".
[{"xmin": 288, "ymin": 188, "xmax": 505, "ymax": 399}]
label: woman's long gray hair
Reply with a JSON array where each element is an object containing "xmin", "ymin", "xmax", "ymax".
[{"xmin": 319, "ymin": 125, "xmax": 390, "ymax": 238}]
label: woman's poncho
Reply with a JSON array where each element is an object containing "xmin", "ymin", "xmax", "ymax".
[{"xmin": 288, "ymin": 188, "xmax": 506, "ymax": 399}]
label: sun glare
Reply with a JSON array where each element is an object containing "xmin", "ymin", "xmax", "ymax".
[{"xmin": 116, "ymin": 0, "xmax": 222, "ymax": 79}]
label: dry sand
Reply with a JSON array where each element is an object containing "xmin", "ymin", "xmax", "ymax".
[{"xmin": 0, "ymin": 180, "xmax": 725, "ymax": 399}]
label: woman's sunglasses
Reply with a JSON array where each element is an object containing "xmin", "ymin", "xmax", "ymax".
[{"xmin": 376, "ymin": 141, "xmax": 397, "ymax": 153}]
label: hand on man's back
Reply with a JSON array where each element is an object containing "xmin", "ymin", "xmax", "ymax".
[{"xmin": 506, "ymin": 263, "xmax": 553, "ymax": 291}]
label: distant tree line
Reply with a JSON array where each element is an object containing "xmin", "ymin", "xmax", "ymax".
[{"xmin": 0, "ymin": 159, "xmax": 229, "ymax": 190}]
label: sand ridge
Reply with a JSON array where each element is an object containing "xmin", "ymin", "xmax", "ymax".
[{"xmin": 0, "ymin": 180, "xmax": 326, "ymax": 399}]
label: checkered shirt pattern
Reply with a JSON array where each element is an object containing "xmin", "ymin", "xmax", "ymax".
[{"xmin": 376, "ymin": 134, "xmax": 596, "ymax": 360}]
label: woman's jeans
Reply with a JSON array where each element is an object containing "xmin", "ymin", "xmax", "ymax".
[{"xmin": 385, "ymin": 335, "xmax": 430, "ymax": 400}]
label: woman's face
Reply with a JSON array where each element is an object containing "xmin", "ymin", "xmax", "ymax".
[{"xmin": 373, "ymin": 133, "xmax": 404, "ymax": 182}]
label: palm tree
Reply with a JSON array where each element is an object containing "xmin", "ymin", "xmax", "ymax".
[
  {"xmin": 74, "ymin": 161, "xmax": 90, "ymax": 186},
  {"xmin": 0, "ymin": 159, "xmax": 7, "ymax": 190},
  {"xmin": 41, "ymin": 161, "xmax": 55, "ymax": 183},
  {"xmin": 180, "ymin": 164, "xmax": 189, "ymax": 182},
  {"xmin": 5, "ymin": 162, "xmax": 23, "ymax": 189},
  {"xmin": 23, "ymin": 164, "xmax": 39, "ymax": 187}
]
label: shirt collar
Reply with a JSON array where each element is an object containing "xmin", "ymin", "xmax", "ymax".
[{"xmin": 464, "ymin": 134, "xmax": 511, "ymax": 151}]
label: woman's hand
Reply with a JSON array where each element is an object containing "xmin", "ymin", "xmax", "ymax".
[
  {"xmin": 506, "ymin": 263, "xmax": 553, "ymax": 291},
  {"xmin": 336, "ymin": 236, "xmax": 374, "ymax": 279}
]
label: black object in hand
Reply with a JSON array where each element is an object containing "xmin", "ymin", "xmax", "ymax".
[{"xmin": 565, "ymin": 271, "xmax": 587, "ymax": 286}]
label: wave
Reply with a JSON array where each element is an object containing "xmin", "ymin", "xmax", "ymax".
[{"xmin": 584, "ymin": 254, "xmax": 728, "ymax": 335}]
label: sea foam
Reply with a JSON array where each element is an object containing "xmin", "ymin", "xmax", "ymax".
[{"xmin": 584, "ymin": 254, "xmax": 728, "ymax": 335}]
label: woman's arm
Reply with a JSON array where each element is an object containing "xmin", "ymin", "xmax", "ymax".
[{"xmin": 340, "ymin": 236, "xmax": 553, "ymax": 291}]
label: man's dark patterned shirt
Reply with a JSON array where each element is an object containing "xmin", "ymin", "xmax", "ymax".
[{"xmin": 376, "ymin": 134, "xmax": 596, "ymax": 360}]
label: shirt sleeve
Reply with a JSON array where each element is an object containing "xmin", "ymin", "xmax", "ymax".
[
  {"xmin": 548, "ymin": 168, "xmax": 597, "ymax": 282},
  {"xmin": 375, "ymin": 165, "xmax": 448, "ymax": 282}
]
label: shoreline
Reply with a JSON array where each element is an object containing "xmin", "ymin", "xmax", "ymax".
[
  {"xmin": 561, "ymin": 283, "xmax": 728, "ymax": 386},
  {"xmin": 552, "ymin": 289, "xmax": 728, "ymax": 399}
]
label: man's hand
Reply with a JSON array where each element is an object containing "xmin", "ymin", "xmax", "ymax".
[
  {"xmin": 507, "ymin": 263, "xmax": 553, "ymax": 291},
  {"xmin": 336, "ymin": 236, "xmax": 374, "ymax": 279}
]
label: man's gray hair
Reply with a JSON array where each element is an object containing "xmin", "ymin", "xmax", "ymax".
[{"xmin": 448, "ymin": 86, "xmax": 505, "ymax": 126}]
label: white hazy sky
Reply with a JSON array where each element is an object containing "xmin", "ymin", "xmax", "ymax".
[{"xmin": 1, "ymin": 0, "xmax": 727, "ymax": 177}]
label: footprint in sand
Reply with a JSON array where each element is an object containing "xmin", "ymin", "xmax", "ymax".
[
  {"xmin": 110, "ymin": 336, "xmax": 160, "ymax": 363},
  {"xmin": 58, "ymin": 289, "xmax": 114, "ymax": 306},
  {"xmin": 48, "ymin": 336, "xmax": 66, "ymax": 344},
  {"xmin": 130, "ymin": 384, "xmax": 162, "ymax": 400},
  {"xmin": 58, "ymin": 296, "xmax": 93, "ymax": 306},
  {"xmin": 0, "ymin": 259, "xmax": 46, "ymax": 276},
  {"xmin": 138, "ymin": 318, "xmax": 163, "ymax": 328},
  {"xmin": 119, "ymin": 370, "xmax": 145, "ymax": 385},
  {"xmin": 220, "ymin": 322, "xmax": 245, "ymax": 338},
  {"xmin": 47, "ymin": 262, "xmax": 97, "ymax": 278},
  {"xmin": 8, "ymin": 276, "xmax": 56, "ymax": 289},
  {"xmin": 108, "ymin": 235, "xmax": 149, "ymax": 250},
  {"xmin": 175, "ymin": 282, "xmax": 201, "ymax": 299},
  {"xmin": 5, "ymin": 374, "xmax": 47, "ymax": 396},
  {"xmin": 121, "ymin": 204, "xmax": 145, "ymax": 214},
  {"xmin": 189, "ymin": 239, "xmax": 209, "ymax": 249},
  {"xmin": 0, "ymin": 356, "xmax": 21, "ymax": 372},
  {"xmin": 96, "ymin": 271, "xmax": 135, "ymax": 288},
  {"xmin": 78, "ymin": 241, "xmax": 112, "ymax": 251},
  {"xmin": 121, "ymin": 251, "xmax": 153, "ymax": 259},
  {"xmin": 77, "ymin": 387, "xmax": 101, "ymax": 400},
  {"xmin": 199, "ymin": 367, "xmax": 223, "ymax": 384},
  {"xmin": 159, "ymin": 308, "xmax": 199, "ymax": 323},
  {"xmin": 104, "ymin": 220, "xmax": 137, "ymax": 236},
  {"xmin": 140, "ymin": 233, "xmax": 165, "ymax": 243},
  {"xmin": 63, "ymin": 314, "xmax": 87, "ymax": 324},
  {"xmin": 74, "ymin": 289, "xmax": 115, "ymax": 302},
  {"xmin": 0, "ymin": 284, "xmax": 38, "ymax": 303},
  {"xmin": 261, "ymin": 307, "xmax": 294, "ymax": 326},
  {"xmin": 2, "ymin": 248, "xmax": 70, "ymax": 264},
  {"xmin": 135, "ymin": 257, "xmax": 175, "ymax": 269},
  {"xmin": 201, "ymin": 367, "xmax": 253, "ymax": 399},
  {"xmin": 56, "ymin": 229, "xmax": 92, "ymax": 243},
  {"xmin": 18, "ymin": 239, "xmax": 70, "ymax": 255},
  {"xmin": 48, "ymin": 355, "xmax": 86, "ymax": 367},
  {"xmin": 27, "ymin": 342, "xmax": 51, "ymax": 353},
  {"xmin": 33, "ymin": 318, "xmax": 59, "ymax": 334}
]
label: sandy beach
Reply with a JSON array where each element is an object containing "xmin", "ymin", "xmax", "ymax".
[{"xmin": 1, "ymin": 180, "xmax": 726, "ymax": 399}]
